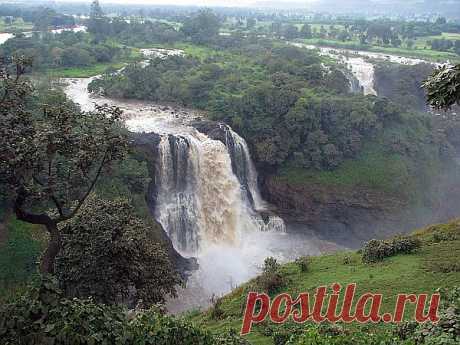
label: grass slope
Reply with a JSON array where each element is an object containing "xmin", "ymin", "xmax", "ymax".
[
  {"xmin": 0, "ymin": 217, "xmax": 45, "ymax": 303},
  {"xmin": 190, "ymin": 220, "xmax": 460, "ymax": 345}
]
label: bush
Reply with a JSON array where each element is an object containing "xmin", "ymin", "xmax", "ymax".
[
  {"xmin": 362, "ymin": 236, "xmax": 420, "ymax": 263},
  {"xmin": 342, "ymin": 255, "xmax": 352, "ymax": 265},
  {"xmin": 0, "ymin": 276, "xmax": 130, "ymax": 345},
  {"xmin": 295, "ymin": 256, "xmax": 310, "ymax": 272},
  {"xmin": 129, "ymin": 309, "xmax": 214, "ymax": 345},
  {"xmin": 408, "ymin": 287, "xmax": 460, "ymax": 345},
  {"xmin": 256, "ymin": 271, "xmax": 287, "ymax": 294},
  {"xmin": 285, "ymin": 326, "xmax": 407, "ymax": 345},
  {"xmin": 210, "ymin": 295, "xmax": 225, "ymax": 320},
  {"xmin": 361, "ymin": 239, "xmax": 394, "ymax": 263},
  {"xmin": 256, "ymin": 257, "xmax": 287, "ymax": 294},
  {"xmin": 391, "ymin": 236, "xmax": 421, "ymax": 255},
  {"xmin": 214, "ymin": 329, "xmax": 251, "ymax": 345},
  {"xmin": 263, "ymin": 257, "xmax": 281, "ymax": 274},
  {"xmin": 0, "ymin": 277, "xmax": 253, "ymax": 345},
  {"xmin": 432, "ymin": 231, "xmax": 458, "ymax": 243},
  {"xmin": 55, "ymin": 196, "xmax": 181, "ymax": 307}
]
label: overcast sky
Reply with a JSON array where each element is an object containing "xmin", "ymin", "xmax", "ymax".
[{"xmin": 55, "ymin": 0, "xmax": 318, "ymax": 7}]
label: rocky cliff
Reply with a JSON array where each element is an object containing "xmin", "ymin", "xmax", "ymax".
[
  {"xmin": 259, "ymin": 167, "xmax": 460, "ymax": 248},
  {"xmin": 131, "ymin": 132, "xmax": 198, "ymax": 276}
]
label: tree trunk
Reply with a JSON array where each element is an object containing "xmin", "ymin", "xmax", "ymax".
[{"xmin": 40, "ymin": 220, "xmax": 61, "ymax": 274}]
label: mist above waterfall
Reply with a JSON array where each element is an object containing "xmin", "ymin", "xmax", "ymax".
[{"xmin": 63, "ymin": 77, "xmax": 335, "ymax": 314}]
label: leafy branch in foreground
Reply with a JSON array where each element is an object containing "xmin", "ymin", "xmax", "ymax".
[
  {"xmin": 423, "ymin": 64, "xmax": 460, "ymax": 111},
  {"xmin": 0, "ymin": 56, "xmax": 129, "ymax": 274}
]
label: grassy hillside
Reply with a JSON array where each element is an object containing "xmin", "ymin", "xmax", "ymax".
[
  {"xmin": 0, "ymin": 216, "xmax": 45, "ymax": 303},
  {"xmin": 190, "ymin": 220, "xmax": 460, "ymax": 345}
]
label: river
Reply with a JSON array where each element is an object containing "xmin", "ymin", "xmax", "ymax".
[
  {"xmin": 63, "ymin": 70, "xmax": 342, "ymax": 314},
  {"xmin": 290, "ymin": 42, "xmax": 443, "ymax": 96},
  {"xmin": 0, "ymin": 25, "xmax": 86, "ymax": 45}
]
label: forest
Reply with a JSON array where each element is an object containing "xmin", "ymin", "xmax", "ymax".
[{"xmin": 1, "ymin": 1, "xmax": 460, "ymax": 345}]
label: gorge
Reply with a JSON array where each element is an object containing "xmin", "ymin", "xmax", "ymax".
[
  {"xmin": 62, "ymin": 45, "xmax": 460, "ymax": 313},
  {"xmin": 63, "ymin": 76, "xmax": 328, "ymax": 312}
]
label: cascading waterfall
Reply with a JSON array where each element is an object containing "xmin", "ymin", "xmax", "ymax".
[
  {"xmin": 223, "ymin": 125, "xmax": 286, "ymax": 233},
  {"xmin": 152, "ymin": 126, "xmax": 286, "ymax": 255}
]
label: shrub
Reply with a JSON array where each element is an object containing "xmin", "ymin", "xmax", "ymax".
[
  {"xmin": 434, "ymin": 262, "xmax": 460, "ymax": 273},
  {"xmin": 256, "ymin": 257, "xmax": 287, "ymax": 294},
  {"xmin": 285, "ymin": 326, "xmax": 406, "ymax": 345},
  {"xmin": 210, "ymin": 295, "xmax": 225, "ymax": 320},
  {"xmin": 295, "ymin": 256, "xmax": 310, "ymax": 272},
  {"xmin": 214, "ymin": 329, "xmax": 251, "ymax": 345},
  {"xmin": 391, "ymin": 236, "xmax": 421, "ymax": 255},
  {"xmin": 263, "ymin": 257, "xmax": 281, "ymax": 274},
  {"xmin": 432, "ymin": 231, "xmax": 458, "ymax": 243},
  {"xmin": 342, "ymin": 255, "xmax": 352, "ymax": 265},
  {"xmin": 0, "ymin": 276, "xmax": 130, "ymax": 345},
  {"xmin": 0, "ymin": 277, "xmax": 252, "ymax": 345},
  {"xmin": 411, "ymin": 287, "xmax": 460, "ymax": 345},
  {"xmin": 362, "ymin": 236, "xmax": 420, "ymax": 263},
  {"xmin": 129, "ymin": 309, "xmax": 214, "ymax": 345},
  {"xmin": 256, "ymin": 271, "xmax": 287, "ymax": 294},
  {"xmin": 361, "ymin": 239, "xmax": 394, "ymax": 263}
]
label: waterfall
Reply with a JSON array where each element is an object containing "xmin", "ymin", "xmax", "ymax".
[{"xmin": 152, "ymin": 128, "xmax": 285, "ymax": 255}]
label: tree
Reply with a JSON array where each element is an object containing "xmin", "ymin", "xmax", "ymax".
[
  {"xmin": 90, "ymin": 0, "xmax": 104, "ymax": 18},
  {"xmin": 0, "ymin": 57, "xmax": 129, "ymax": 274},
  {"xmin": 88, "ymin": 0, "xmax": 110, "ymax": 41},
  {"xmin": 181, "ymin": 9, "xmax": 221, "ymax": 44},
  {"xmin": 61, "ymin": 47, "xmax": 94, "ymax": 66},
  {"xmin": 55, "ymin": 197, "xmax": 181, "ymax": 307},
  {"xmin": 246, "ymin": 17, "xmax": 256, "ymax": 29},
  {"xmin": 422, "ymin": 64, "xmax": 460, "ymax": 110},
  {"xmin": 300, "ymin": 24, "xmax": 312, "ymax": 39},
  {"xmin": 282, "ymin": 24, "xmax": 299, "ymax": 40}
]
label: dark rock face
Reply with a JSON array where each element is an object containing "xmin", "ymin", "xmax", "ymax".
[
  {"xmin": 192, "ymin": 120, "xmax": 227, "ymax": 143},
  {"xmin": 131, "ymin": 132, "xmax": 198, "ymax": 276},
  {"xmin": 260, "ymin": 175, "xmax": 407, "ymax": 247},
  {"xmin": 259, "ymin": 169, "xmax": 460, "ymax": 249}
]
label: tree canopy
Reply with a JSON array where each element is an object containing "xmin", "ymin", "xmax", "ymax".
[
  {"xmin": 55, "ymin": 196, "xmax": 181, "ymax": 307},
  {"xmin": 0, "ymin": 57, "xmax": 129, "ymax": 273}
]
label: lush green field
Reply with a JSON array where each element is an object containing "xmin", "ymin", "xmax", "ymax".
[
  {"xmin": 0, "ymin": 217, "xmax": 45, "ymax": 303},
  {"xmin": 190, "ymin": 220, "xmax": 460, "ymax": 345},
  {"xmin": 0, "ymin": 17, "xmax": 33, "ymax": 32},
  {"xmin": 276, "ymin": 146, "xmax": 410, "ymax": 195}
]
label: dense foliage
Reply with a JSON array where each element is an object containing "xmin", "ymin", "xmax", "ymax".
[
  {"xmin": 0, "ymin": 58, "xmax": 129, "ymax": 273},
  {"xmin": 89, "ymin": 42, "xmax": 441, "ymax": 175},
  {"xmin": 374, "ymin": 62, "xmax": 434, "ymax": 111},
  {"xmin": 361, "ymin": 235, "xmax": 421, "ymax": 263},
  {"xmin": 0, "ymin": 276, "xmax": 249, "ymax": 345},
  {"xmin": 0, "ymin": 31, "xmax": 126, "ymax": 69},
  {"xmin": 55, "ymin": 196, "xmax": 181, "ymax": 307},
  {"xmin": 423, "ymin": 64, "xmax": 460, "ymax": 110}
]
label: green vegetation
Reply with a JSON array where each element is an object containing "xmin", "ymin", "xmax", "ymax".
[
  {"xmin": 189, "ymin": 220, "xmax": 460, "ymax": 344},
  {"xmin": 276, "ymin": 146, "xmax": 409, "ymax": 194},
  {"xmin": 55, "ymin": 196, "xmax": 181, "ymax": 307},
  {"xmin": 423, "ymin": 64, "xmax": 460, "ymax": 111},
  {"xmin": 0, "ymin": 275, "xmax": 250, "ymax": 345},
  {"xmin": 0, "ymin": 17, "xmax": 33, "ymax": 32},
  {"xmin": 88, "ymin": 26, "xmax": 455, "ymax": 202},
  {"xmin": 44, "ymin": 61, "xmax": 126, "ymax": 78},
  {"xmin": 0, "ymin": 218, "xmax": 44, "ymax": 303}
]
